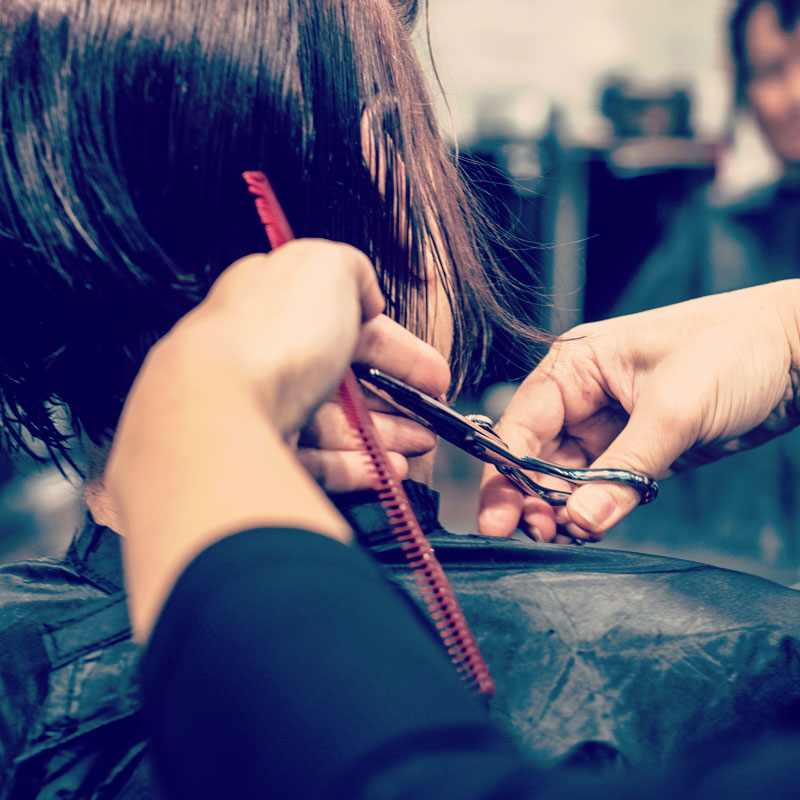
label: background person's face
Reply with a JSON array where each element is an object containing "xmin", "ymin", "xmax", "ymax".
[{"xmin": 746, "ymin": 2, "xmax": 800, "ymax": 166}]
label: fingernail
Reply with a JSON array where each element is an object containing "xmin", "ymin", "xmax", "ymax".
[
  {"xmin": 569, "ymin": 486, "xmax": 616, "ymax": 530},
  {"xmin": 520, "ymin": 508, "xmax": 542, "ymax": 542}
]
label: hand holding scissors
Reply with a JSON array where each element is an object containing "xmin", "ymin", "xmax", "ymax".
[
  {"xmin": 353, "ymin": 364, "xmax": 657, "ymax": 544},
  {"xmin": 475, "ymin": 283, "xmax": 800, "ymax": 543}
]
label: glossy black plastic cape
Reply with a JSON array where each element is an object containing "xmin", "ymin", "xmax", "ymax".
[{"xmin": 1, "ymin": 481, "xmax": 799, "ymax": 796}]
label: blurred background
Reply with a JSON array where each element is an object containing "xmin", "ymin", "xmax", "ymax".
[
  {"xmin": 4, "ymin": 0, "xmax": 800, "ymax": 586},
  {"xmin": 425, "ymin": 0, "xmax": 800, "ymax": 586}
]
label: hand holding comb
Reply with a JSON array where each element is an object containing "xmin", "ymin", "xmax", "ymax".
[{"xmin": 242, "ymin": 170, "xmax": 494, "ymax": 695}]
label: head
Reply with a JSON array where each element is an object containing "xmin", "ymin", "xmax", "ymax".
[
  {"xmin": 0, "ymin": 0, "xmax": 535, "ymax": 465},
  {"xmin": 731, "ymin": 0, "xmax": 800, "ymax": 166}
]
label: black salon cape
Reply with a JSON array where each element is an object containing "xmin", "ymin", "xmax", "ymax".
[
  {"xmin": 1, "ymin": 481, "xmax": 800, "ymax": 797},
  {"xmin": 142, "ymin": 526, "xmax": 800, "ymax": 800}
]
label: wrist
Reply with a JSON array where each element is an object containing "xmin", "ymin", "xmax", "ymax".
[
  {"xmin": 773, "ymin": 279, "xmax": 800, "ymax": 371},
  {"xmin": 165, "ymin": 310, "xmax": 285, "ymax": 427},
  {"xmin": 769, "ymin": 279, "xmax": 800, "ymax": 423}
]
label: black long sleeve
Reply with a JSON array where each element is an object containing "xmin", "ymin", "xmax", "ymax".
[{"xmin": 140, "ymin": 528, "xmax": 543, "ymax": 799}]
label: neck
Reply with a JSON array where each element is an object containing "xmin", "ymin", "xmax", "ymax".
[{"xmin": 83, "ymin": 439, "xmax": 434, "ymax": 535}]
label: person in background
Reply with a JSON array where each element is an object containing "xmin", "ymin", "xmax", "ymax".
[
  {"xmin": 616, "ymin": 0, "xmax": 800, "ymax": 311},
  {"xmin": 598, "ymin": 0, "xmax": 800, "ymax": 582}
]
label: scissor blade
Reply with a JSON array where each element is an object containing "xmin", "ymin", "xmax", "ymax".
[{"xmin": 352, "ymin": 364, "xmax": 508, "ymax": 461}]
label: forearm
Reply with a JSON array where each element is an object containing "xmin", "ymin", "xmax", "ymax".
[{"xmin": 108, "ymin": 329, "xmax": 350, "ymax": 640}]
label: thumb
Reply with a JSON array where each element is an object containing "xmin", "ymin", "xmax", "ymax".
[
  {"xmin": 353, "ymin": 255, "xmax": 385, "ymax": 322},
  {"xmin": 565, "ymin": 389, "xmax": 693, "ymax": 534}
]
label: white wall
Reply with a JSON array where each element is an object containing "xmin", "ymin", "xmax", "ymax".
[{"xmin": 422, "ymin": 0, "xmax": 729, "ymax": 140}]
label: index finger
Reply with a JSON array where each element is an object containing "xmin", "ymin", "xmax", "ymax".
[{"xmin": 493, "ymin": 372, "xmax": 568, "ymax": 458}]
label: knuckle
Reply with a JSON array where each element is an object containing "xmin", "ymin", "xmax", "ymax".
[
  {"xmin": 561, "ymin": 321, "xmax": 595, "ymax": 340},
  {"xmin": 357, "ymin": 317, "xmax": 387, "ymax": 355}
]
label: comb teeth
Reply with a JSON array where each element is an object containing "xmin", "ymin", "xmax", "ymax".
[
  {"xmin": 242, "ymin": 171, "xmax": 295, "ymax": 249},
  {"xmin": 337, "ymin": 370, "xmax": 495, "ymax": 696}
]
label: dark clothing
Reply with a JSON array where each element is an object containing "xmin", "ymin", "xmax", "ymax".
[
  {"xmin": 142, "ymin": 527, "xmax": 543, "ymax": 800},
  {"xmin": 143, "ymin": 527, "xmax": 800, "ymax": 800},
  {"xmin": 0, "ymin": 513, "xmax": 156, "ymax": 798},
  {"xmin": 3, "ymin": 481, "xmax": 800, "ymax": 797},
  {"xmin": 613, "ymin": 181, "xmax": 800, "ymax": 314},
  {"xmin": 611, "ymin": 181, "xmax": 800, "ymax": 583}
]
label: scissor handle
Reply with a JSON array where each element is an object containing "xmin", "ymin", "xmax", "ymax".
[
  {"xmin": 465, "ymin": 415, "xmax": 658, "ymax": 505},
  {"xmin": 518, "ymin": 458, "xmax": 658, "ymax": 503}
]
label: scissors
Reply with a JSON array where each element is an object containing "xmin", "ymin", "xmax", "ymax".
[{"xmin": 353, "ymin": 364, "xmax": 658, "ymax": 508}]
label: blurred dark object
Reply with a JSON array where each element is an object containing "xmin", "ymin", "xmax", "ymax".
[
  {"xmin": 0, "ymin": 447, "xmax": 13, "ymax": 489},
  {"xmin": 600, "ymin": 77, "xmax": 692, "ymax": 139},
  {"xmin": 582, "ymin": 152, "xmax": 716, "ymax": 321},
  {"xmin": 581, "ymin": 78, "xmax": 719, "ymax": 321}
]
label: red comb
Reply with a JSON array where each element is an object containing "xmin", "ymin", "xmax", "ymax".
[
  {"xmin": 243, "ymin": 170, "xmax": 295, "ymax": 249},
  {"xmin": 242, "ymin": 171, "xmax": 495, "ymax": 695}
]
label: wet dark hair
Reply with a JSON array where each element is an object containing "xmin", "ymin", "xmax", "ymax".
[
  {"xmin": 730, "ymin": 0, "xmax": 800, "ymax": 104},
  {"xmin": 0, "ymin": 0, "xmax": 543, "ymax": 464},
  {"xmin": 390, "ymin": 0, "xmax": 420, "ymax": 29}
]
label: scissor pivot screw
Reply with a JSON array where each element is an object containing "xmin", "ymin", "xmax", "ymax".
[{"xmin": 464, "ymin": 414, "xmax": 495, "ymax": 430}]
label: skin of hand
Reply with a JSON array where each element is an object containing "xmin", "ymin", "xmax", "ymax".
[
  {"xmin": 104, "ymin": 239, "xmax": 449, "ymax": 638},
  {"xmin": 478, "ymin": 280, "xmax": 800, "ymax": 543},
  {"xmin": 297, "ymin": 264, "xmax": 454, "ymax": 492},
  {"xmin": 294, "ymin": 313, "xmax": 446, "ymax": 491}
]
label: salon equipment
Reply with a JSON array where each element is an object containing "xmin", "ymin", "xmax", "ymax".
[{"xmin": 353, "ymin": 364, "xmax": 658, "ymax": 507}]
